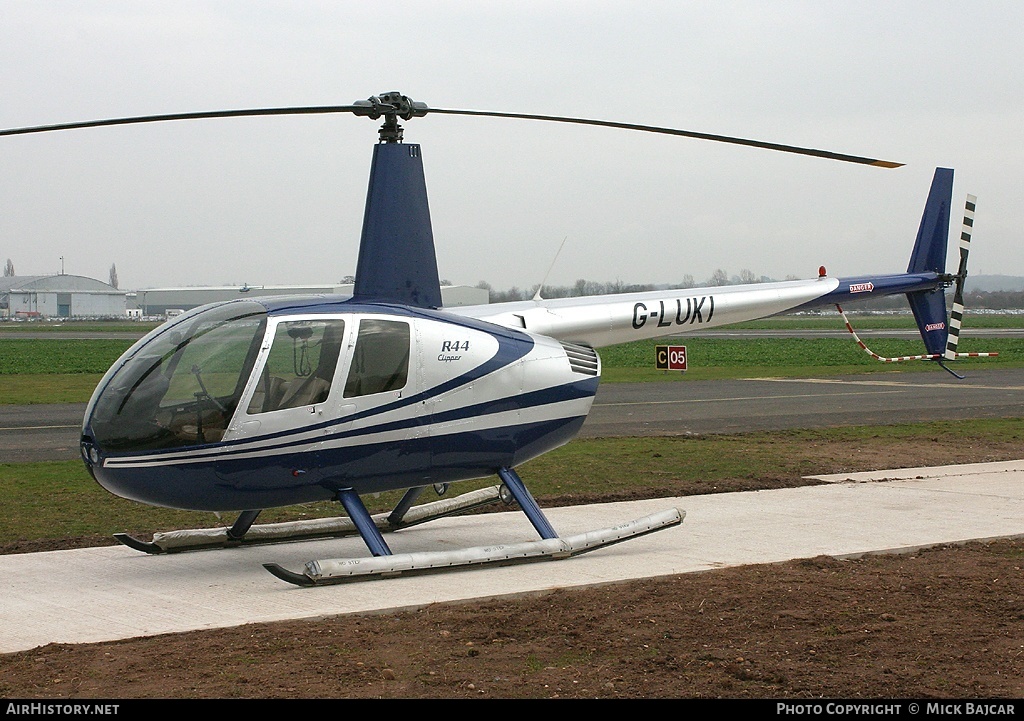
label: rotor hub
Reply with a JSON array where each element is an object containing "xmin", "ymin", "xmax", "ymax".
[{"xmin": 352, "ymin": 91, "xmax": 428, "ymax": 143}]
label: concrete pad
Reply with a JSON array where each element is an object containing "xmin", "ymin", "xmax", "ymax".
[
  {"xmin": 2, "ymin": 460, "xmax": 1023, "ymax": 654},
  {"xmin": 806, "ymin": 459, "xmax": 1024, "ymax": 483}
]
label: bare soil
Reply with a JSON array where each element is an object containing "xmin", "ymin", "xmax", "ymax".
[{"xmin": 2, "ymin": 439, "xmax": 1023, "ymax": 700}]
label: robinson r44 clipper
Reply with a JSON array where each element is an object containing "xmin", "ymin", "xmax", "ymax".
[{"xmin": 0, "ymin": 92, "xmax": 993, "ymax": 585}]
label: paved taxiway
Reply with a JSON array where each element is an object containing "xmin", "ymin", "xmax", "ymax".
[
  {"xmin": 581, "ymin": 366, "xmax": 1024, "ymax": 437},
  {"xmin": 2, "ymin": 460, "xmax": 1023, "ymax": 654}
]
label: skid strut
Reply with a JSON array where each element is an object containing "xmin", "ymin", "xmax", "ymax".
[
  {"xmin": 114, "ymin": 485, "xmax": 503, "ymax": 554},
  {"xmin": 264, "ymin": 466, "xmax": 685, "ymax": 586}
]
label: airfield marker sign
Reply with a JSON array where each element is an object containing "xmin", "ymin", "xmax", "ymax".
[{"xmin": 656, "ymin": 344, "xmax": 687, "ymax": 371}]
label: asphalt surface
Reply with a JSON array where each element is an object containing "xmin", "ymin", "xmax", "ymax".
[
  {"xmin": 0, "ymin": 403, "xmax": 87, "ymax": 463},
  {"xmin": 580, "ymin": 366, "xmax": 1024, "ymax": 437},
  {"xmin": 4, "ymin": 367, "xmax": 1023, "ymax": 462}
]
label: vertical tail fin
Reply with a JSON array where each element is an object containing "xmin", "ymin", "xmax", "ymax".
[
  {"xmin": 906, "ymin": 168, "xmax": 954, "ymax": 275},
  {"xmin": 906, "ymin": 168, "xmax": 953, "ymax": 355}
]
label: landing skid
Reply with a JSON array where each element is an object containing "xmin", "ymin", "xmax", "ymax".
[
  {"xmin": 263, "ymin": 508, "xmax": 684, "ymax": 586},
  {"xmin": 264, "ymin": 466, "xmax": 685, "ymax": 586},
  {"xmin": 115, "ymin": 467, "xmax": 687, "ymax": 585},
  {"xmin": 114, "ymin": 485, "xmax": 503, "ymax": 554}
]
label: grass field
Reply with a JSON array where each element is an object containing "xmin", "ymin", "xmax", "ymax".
[
  {"xmin": 721, "ymin": 312, "xmax": 1024, "ymax": 330},
  {"xmin": 602, "ymin": 336, "xmax": 1020, "ymax": 381},
  {"xmin": 0, "ymin": 322, "xmax": 161, "ymax": 333},
  {"xmin": 3, "ymin": 418, "xmax": 1022, "ymax": 547}
]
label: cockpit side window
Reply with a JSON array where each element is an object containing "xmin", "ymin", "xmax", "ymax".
[
  {"xmin": 247, "ymin": 319, "xmax": 345, "ymax": 414},
  {"xmin": 343, "ymin": 319, "xmax": 410, "ymax": 398}
]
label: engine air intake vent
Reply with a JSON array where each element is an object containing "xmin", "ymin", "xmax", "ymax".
[{"xmin": 560, "ymin": 341, "xmax": 599, "ymax": 376}]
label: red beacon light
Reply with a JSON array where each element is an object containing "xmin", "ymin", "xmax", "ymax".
[{"xmin": 818, "ymin": 266, "xmax": 827, "ymax": 278}]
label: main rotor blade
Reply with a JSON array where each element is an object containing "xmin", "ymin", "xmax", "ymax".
[
  {"xmin": 0, "ymin": 105, "xmax": 366, "ymax": 137},
  {"xmin": 426, "ymin": 107, "xmax": 903, "ymax": 168},
  {"xmin": 0, "ymin": 97, "xmax": 903, "ymax": 169}
]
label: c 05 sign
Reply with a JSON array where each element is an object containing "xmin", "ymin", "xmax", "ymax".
[{"xmin": 655, "ymin": 345, "xmax": 687, "ymax": 371}]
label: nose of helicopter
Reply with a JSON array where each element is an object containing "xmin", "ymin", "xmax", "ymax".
[
  {"xmin": 80, "ymin": 404, "xmax": 338, "ymax": 512},
  {"xmin": 75, "ymin": 300, "xmax": 273, "ymax": 510}
]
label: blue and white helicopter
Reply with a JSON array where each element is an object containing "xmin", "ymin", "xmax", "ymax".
[{"xmin": 1, "ymin": 92, "xmax": 990, "ymax": 585}]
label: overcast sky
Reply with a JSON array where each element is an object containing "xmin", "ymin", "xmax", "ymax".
[{"xmin": 1, "ymin": 1, "xmax": 1021, "ymax": 292}]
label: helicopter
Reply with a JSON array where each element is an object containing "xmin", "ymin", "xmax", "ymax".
[{"xmin": 0, "ymin": 92, "xmax": 992, "ymax": 585}]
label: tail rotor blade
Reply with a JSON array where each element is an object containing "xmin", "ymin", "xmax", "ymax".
[{"xmin": 945, "ymin": 194, "xmax": 977, "ymax": 359}]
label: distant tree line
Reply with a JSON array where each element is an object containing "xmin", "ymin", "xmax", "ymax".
[
  {"xmin": 965, "ymin": 290, "xmax": 1024, "ymax": 309},
  {"xmin": 475, "ymin": 271, "xmax": 1024, "ymax": 309},
  {"xmin": 859, "ymin": 290, "xmax": 1024, "ymax": 311},
  {"xmin": 475, "ymin": 278, "xmax": 659, "ymax": 303},
  {"xmin": 475, "ymin": 268, "xmax": 777, "ymax": 303}
]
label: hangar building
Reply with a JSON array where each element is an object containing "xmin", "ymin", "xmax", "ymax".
[
  {"xmin": 129, "ymin": 283, "xmax": 488, "ymax": 317},
  {"xmin": 0, "ymin": 275, "xmax": 126, "ymax": 319}
]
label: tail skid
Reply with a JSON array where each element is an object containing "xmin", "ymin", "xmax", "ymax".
[{"xmin": 835, "ymin": 304, "xmax": 996, "ymax": 379}]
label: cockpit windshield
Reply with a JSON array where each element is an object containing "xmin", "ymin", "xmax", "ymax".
[{"xmin": 88, "ymin": 301, "xmax": 267, "ymax": 451}]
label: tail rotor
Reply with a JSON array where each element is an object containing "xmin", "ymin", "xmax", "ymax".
[{"xmin": 944, "ymin": 195, "xmax": 976, "ymax": 359}]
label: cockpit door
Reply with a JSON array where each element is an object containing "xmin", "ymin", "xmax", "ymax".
[
  {"xmin": 317, "ymin": 315, "xmax": 428, "ymax": 491},
  {"xmin": 217, "ymin": 317, "xmax": 349, "ymax": 487}
]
